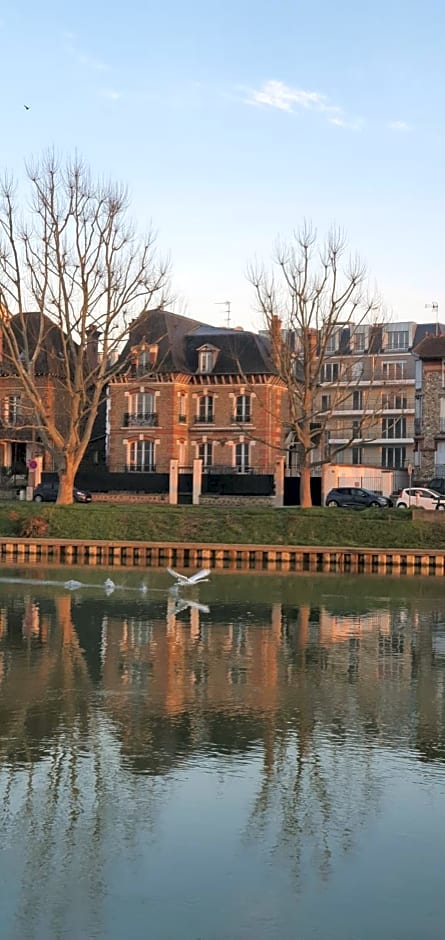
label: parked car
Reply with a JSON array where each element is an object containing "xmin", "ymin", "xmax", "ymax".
[
  {"xmin": 396, "ymin": 487, "xmax": 444, "ymax": 510},
  {"xmin": 33, "ymin": 482, "xmax": 92, "ymax": 503},
  {"xmin": 325, "ymin": 487, "xmax": 392, "ymax": 509},
  {"xmin": 428, "ymin": 478, "xmax": 445, "ymax": 496}
]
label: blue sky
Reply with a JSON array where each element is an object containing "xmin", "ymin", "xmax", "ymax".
[{"xmin": 1, "ymin": 0, "xmax": 445, "ymax": 329}]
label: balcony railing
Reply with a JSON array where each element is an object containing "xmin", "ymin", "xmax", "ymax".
[
  {"xmin": 123, "ymin": 412, "xmax": 158, "ymax": 428},
  {"xmin": 194, "ymin": 414, "xmax": 214, "ymax": 424},
  {"xmin": 440, "ymin": 420, "xmax": 445, "ymax": 434},
  {"xmin": 232, "ymin": 414, "xmax": 252, "ymax": 423},
  {"xmin": 125, "ymin": 464, "xmax": 156, "ymax": 473},
  {"xmin": 178, "ymin": 414, "xmax": 187, "ymax": 423}
]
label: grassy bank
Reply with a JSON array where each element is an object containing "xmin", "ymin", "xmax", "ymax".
[{"xmin": 1, "ymin": 502, "xmax": 445, "ymax": 549}]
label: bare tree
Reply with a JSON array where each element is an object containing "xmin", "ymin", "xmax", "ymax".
[
  {"xmin": 249, "ymin": 225, "xmax": 388, "ymax": 508},
  {"xmin": 0, "ymin": 153, "xmax": 169, "ymax": 503}
]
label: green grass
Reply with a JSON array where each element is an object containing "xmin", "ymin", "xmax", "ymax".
[{"xmin": 1, "ymin": 501, "xmax": 445, "ymax": 549}]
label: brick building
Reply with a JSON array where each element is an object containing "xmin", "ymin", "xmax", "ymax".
[
  {"xmin": 107, "ymin": 309, "xmax": 287, "ymax": 475},
  {"xmin": 0, "ymin": 312, "xmax": 74, "ymax": 475}
]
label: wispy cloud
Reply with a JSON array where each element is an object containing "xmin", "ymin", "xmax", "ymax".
[
  {"xmin": 248, "ymin": 80, "xmax": 333, "ymax": 113},
  {"xmin": 99, "ymin": 88, "xmax": 123, "ymax": 102},
  {"xmin": 388, "ymin": 120, "xmax": 412, "ymax": 132},
  {"xmin": 246, "ymin": 79, "xmax": 362, "ymax": 130},
  {"xmin": 78, "ymin": 52, "xmax": 109, "ymax": 73},
  {"xmin": 329, "ymin": 115, "xmax": 364, "ymax": 131}
]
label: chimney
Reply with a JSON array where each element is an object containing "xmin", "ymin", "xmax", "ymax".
[
  {"xmin": 86, "ymin": 326, "xmax": 101, "ymax": 370},
  {"xmin": 269, "ymin": 315, "xmax": 282, "ymax": 366}
]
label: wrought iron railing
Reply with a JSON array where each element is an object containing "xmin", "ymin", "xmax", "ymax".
[
  {"xmin": 194, "ymin": 414, "xmax": 214, "ymax": 424},
  {"xmin": 125, "ymin": 464, "xmax": 157, "ymax": 473},
  {"xmin": 123, "ymin": 412, "xmax": 158, "ymax": 427}
]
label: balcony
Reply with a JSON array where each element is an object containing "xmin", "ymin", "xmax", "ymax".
[
  {"xmin": 125, "ymin": 464, "xmax": 156, "ymax": 473},
  {"xmin": 123, "ymin": 412, "xmax": 158, "ymax": 428},
  {"xmin": 178, "ymin": 414, "xmax": 187, "ymax": 424},
  {"xmin": 232, "ymin": 414, "xmax": 252, "ymax": 424},
  {"xmin": 194, "ymin": 414, "xmax": 214, "ymax": 424}
]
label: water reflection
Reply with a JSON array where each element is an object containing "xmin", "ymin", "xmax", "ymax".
[{"xmin": 0, "ymin": 572, "xmax": 445, "ymax": 938}]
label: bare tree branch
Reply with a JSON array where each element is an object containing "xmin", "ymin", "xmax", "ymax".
[{"xmin": 0, "ymin": 152, "xmax": 170, "ymax": 502}]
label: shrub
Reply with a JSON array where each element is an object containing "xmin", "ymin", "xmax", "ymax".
[{"xmin": 20, "ymin": 515, "xmax": 49, "ymax": 538}]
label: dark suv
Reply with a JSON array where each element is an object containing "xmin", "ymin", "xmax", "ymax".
[
  {"xmin": 428, "ymin": 479, "xmax": 445, "ymax": 496},
  {"xmin": 325, "ymin": 487, "xmax": 392, "ymax": 509},
  {"xmin": 33, "ymin": 482, "xmax": 92, "ymax": 503}
]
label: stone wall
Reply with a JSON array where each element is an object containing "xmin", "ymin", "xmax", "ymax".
[
  {"xmin": 92, "ymin": 492, "xmax": 169, "ymax": 504},
  {"xmin": 199, "ymin": 495, "xmax": 274, "ymax": 507},
  {"xmin": 417, "ymin": 367, "xmax": 443, "ymax": 479}
]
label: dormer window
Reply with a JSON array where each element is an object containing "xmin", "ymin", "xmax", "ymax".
[
  {"xmin": 134, "ymin": 344, "xmax": 158, "ymax": 376},
  {"xmin": 198, "ymin": 345, "xmax": 218, "ymax": 373}
]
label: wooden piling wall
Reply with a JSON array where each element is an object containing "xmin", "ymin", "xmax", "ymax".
[{"xmin": 0, "ymin": 538, "xmax": 444, "ymax": 576}]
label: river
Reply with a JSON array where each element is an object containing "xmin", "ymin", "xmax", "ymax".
[{"xmin": 0, "ymin": 567, "xmax": 444, "ymax": 939}]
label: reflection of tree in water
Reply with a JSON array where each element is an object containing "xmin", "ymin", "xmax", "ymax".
[
  {"xmin": 0, "ymin": 592, "xmax": 164, "ymax": 939},
  {"xmin": 0, "ymin": 579, "xmax": 445, "ymax": 930},
  {"xmin": 247, "ymin": 717, "xmax": 380, "ymax": 884}
]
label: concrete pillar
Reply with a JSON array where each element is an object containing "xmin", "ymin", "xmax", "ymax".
[
  {"xmin": 274, "ymin": 457, "xmax": 285, "ymax": 508},
  {"xmin": 169, "ymin": 459, "xmax": 179, "ymax": 505},
  {"xmin": 192, "ymin": 458, "xmax": 202, "ymax": 506}
]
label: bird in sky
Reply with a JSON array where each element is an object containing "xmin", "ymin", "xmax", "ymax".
[{"xmin": 24, "ymin": 105, "xmax": 30, "ymax": 110}]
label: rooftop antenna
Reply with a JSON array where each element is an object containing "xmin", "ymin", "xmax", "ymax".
[
  {"xmin": 425, "ymin": 301, "xmax": 439, "ymax": 336},
  {"xmin": 215, "ymin": 300, "xmax": 231, "ymax": 328}
]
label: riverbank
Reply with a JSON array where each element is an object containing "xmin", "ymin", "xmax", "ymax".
[{"xmin": 3, "ymin": 502, "xmax": 445, "ymax": 549}]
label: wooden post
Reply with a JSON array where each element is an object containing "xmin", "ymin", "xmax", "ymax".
[
  {"xmin": 169, "ymin": 459, "xmax": 179, "ymax": 505},
  {"xmin": 273, "ymin": 457, "xmax": 285, "ymax": 508},
  {"xmin": 192, "ymin": 458, "xmax": 203, "ymax": 506}
]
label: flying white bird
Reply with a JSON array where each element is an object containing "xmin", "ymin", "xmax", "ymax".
[{"xmin": 166, "ymin": 567, "xmax": 210, "ymax": 586}]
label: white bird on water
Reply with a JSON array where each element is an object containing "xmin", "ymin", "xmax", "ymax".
[
  {"xmin": 104, "ymin": 578, "xmax": 116, "ymax": 595},
  {"xmin": 166, "ymin": 567, "xmax": 210, "ymax": 586}
]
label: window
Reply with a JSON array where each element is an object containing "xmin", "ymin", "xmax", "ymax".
[
  {"xmin": 326, "ymin": 333, "xmax": 338, "ymax": 354},
  {"xmin": 354, "ymin": 331, "xmax": 366, "ymax": 352},
  {"xmin": 198, "ymin": 347, "xmax": 215, "ymax": 373},
  {"xmin": 352, "ymin": 420, "xmax": 361, "ymax": 439},
  {"xmin": 382, "ymin": 393, "xmax": 407, "ymax": 410},
  {"xmin": 128, "ymin": 439, "xmax": 155, "ymax": 472},
  {"xmin": 351, "ymin": 361, "xmax": 364, "ymax": 381},
  {"xmin": 382, "ymin": 361, "xmax": 405, "ymax": 381},
  {"xmin": 197, "ymin": 395, "xmax": 214, "ymax": 423},
  {"xmin": 381, "ymin": 446, "xmax": 406, "ymax": 469},
  {"xmin": 321, "ymin": 394, "xmax": 331, "ymax": 412},
  {"xmin": 415, "ymin": 358, "xmax": 423, "ymax": 390},
  {"xmin": 127, "ymin": 392, "xmax": 156, "ymax": 427},
  {"xmin": 178, "ymin": 394, "xmax": 187, "ymax": 423},
  {"xmin": 322, "ymin": 362, "xmax": 339, "ymax": 383},
  {"xmin": 235, "ymin": 442, "xmax": 250, "ymax": 472},
  {"xmin": 352, "ymin": 390, "xmax": 363, "ymax": 410},
  {"xmin": 382, "ymin": 417, "xmax": 407, "ymax": 439},
  {"xmin": 136, "ymin": 349, "xmax": 150, "ymax": 375},
  {"xmin": 198, "ymin": 442, "xmax": 213, "ymax": 469},
  {"xmin": 4, "ymin": 396, "xmax": 21, "ymax": 425},
  {"xmin": 386, "ymin": 330, "xmax": 409, "ymax": 351},
  {"xmin": 440, "ymin": 398, "xmax": 445, "ymax": 433},
  {"xmin": 352, "ymin": 446, "xmax": 362, "ymax": 465},
  {"xmin": 235, "ymin": 394, "xmax": 251, "ymax": 423}
]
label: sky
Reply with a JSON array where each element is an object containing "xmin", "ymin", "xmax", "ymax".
[{"xmin": 1, "ymin": 0, "xmax": 445, "ymax": 331}]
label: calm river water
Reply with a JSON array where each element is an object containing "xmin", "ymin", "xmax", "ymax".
[{"xmin": 0, "ymin": 567, "xmax": 445, "ymax": 939}]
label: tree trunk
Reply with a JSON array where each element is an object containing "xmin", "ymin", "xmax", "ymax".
[
  {"xmin": 300, "ymin": 465, "xmax": 312, "ymax": 508},
  {"xmin": 57, "ymin": 465, "xmax": 76, "ymax": 505}
]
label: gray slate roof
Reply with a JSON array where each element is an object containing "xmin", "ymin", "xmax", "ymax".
[{"xmin": 119, "ymin": 308, "xmax": 277, "ymax": 376}]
